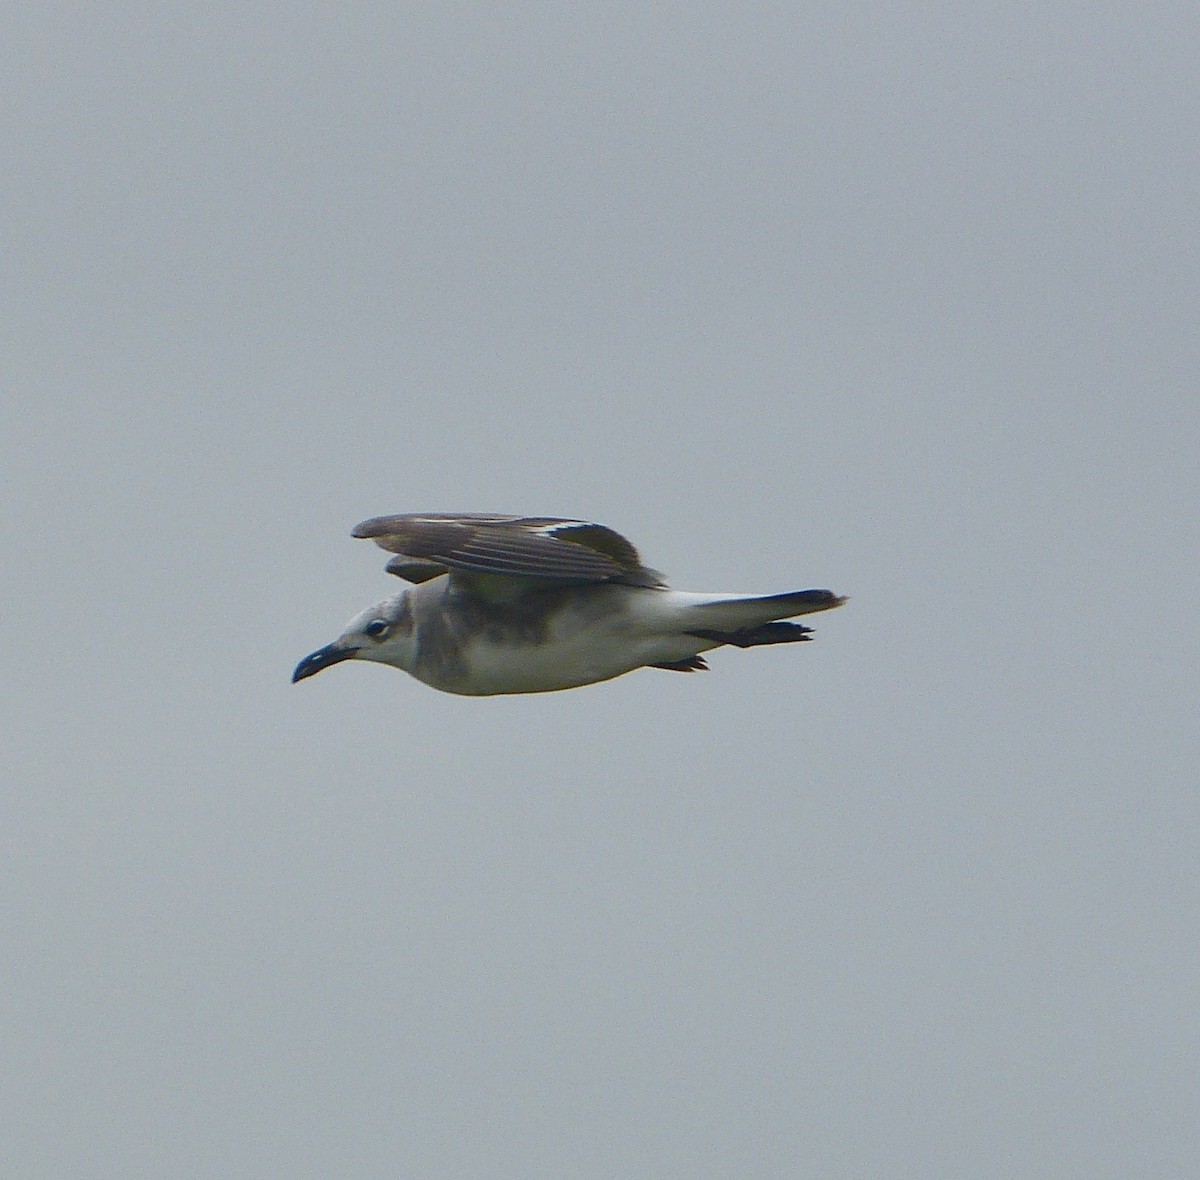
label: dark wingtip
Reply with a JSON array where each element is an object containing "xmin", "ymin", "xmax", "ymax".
[
  {"xmin": 351, "ymin": 517, "xmax": 388, "ymax": 539},
  {"xmin": 801, "ymin": 590, "xmax": 847, "ymax": 608},
  {"xmin": 385, "ymin": 555, "xmax": 447, "ymax": 583}
]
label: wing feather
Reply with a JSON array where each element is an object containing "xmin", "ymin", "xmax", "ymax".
[{"xmin": 351, "ymin": 513, "xmax": 665, "ymax": 587}]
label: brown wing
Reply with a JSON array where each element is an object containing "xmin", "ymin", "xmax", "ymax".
[{"xmin": 351, "ymin": 513, "xmax": 666, "ymax": 586}]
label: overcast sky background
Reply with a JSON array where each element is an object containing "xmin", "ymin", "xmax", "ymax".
[{"xmin": 5, "ymin": 5, "xmax": 1198, "ymax": 1177}]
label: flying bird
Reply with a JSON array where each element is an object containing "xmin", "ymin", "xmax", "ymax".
[{"xmin": 293, "ymin": 513, "xmax": 845, "ymax": 696}]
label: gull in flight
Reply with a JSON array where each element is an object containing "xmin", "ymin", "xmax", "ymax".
[{"xmin": 293, "ymin": 513, "xmax": 845, "ymax": 696}]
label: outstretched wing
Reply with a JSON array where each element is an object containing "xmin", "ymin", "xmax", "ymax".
[{"xmin": 351, "ymin": 513, "xmax": 666, "ymax": 587}]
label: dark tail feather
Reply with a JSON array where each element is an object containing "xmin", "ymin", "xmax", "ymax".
[{"xmin": 687, "ymin": 622, "xmax": 814, "ymax": 648}]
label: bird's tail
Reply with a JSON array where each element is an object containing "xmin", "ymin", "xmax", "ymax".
[
  {"xmin": 677, "ymin": 588, "xmax": 845, "ymax": 629},
  {"xmin": 667, "ymin": 588, "xmax": 843, "ymax": 649}
]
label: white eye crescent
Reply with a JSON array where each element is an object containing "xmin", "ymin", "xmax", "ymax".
[{"xmin": 364, "ymin": 619, "xmax": 390, "ymax": 640}]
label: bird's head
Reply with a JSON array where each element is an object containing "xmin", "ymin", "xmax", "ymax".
[{"xmin": 292, "ymin": 592, "xmax": 415, "ymax": 682}]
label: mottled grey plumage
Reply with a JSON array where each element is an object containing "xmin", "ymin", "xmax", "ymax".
[{"xmin": 293, "ymin": 513, "xmax": 845, "ymax": 696}]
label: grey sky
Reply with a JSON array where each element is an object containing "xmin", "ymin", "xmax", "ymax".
[{"xmin": 5, "ymin": 5, "xmax": 1198, "ymax": 1177}]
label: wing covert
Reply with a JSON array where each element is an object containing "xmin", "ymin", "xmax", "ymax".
[{"xmin": 351, "ymin": 513, "xmax": 665, "ymax": 586}]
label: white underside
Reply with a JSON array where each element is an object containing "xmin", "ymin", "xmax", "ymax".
[
  {"xmin": 407, "ymin": 588, "xmax": 817, "ymax": 696},
  {"xmin": 432, "ymin": 631, "xmax": 709, "ymax": 695}
]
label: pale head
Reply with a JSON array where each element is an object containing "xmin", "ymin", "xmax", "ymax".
[{"xmin": 292, "ymin": 592, "xmax": 416, "ymax": 682}]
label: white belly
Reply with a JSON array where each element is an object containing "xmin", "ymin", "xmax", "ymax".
[
  {"xmin": 420, "ymin": 613, "xmax": 709, "ymax": 696},
  {"xmin": 405, "ymin": 584, "xmax": 727, "ymax": 696}
]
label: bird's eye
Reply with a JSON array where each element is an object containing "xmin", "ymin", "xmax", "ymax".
[{"xmin": 364, "ymin": 619, "xmax": 390, "ymax": 639}]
